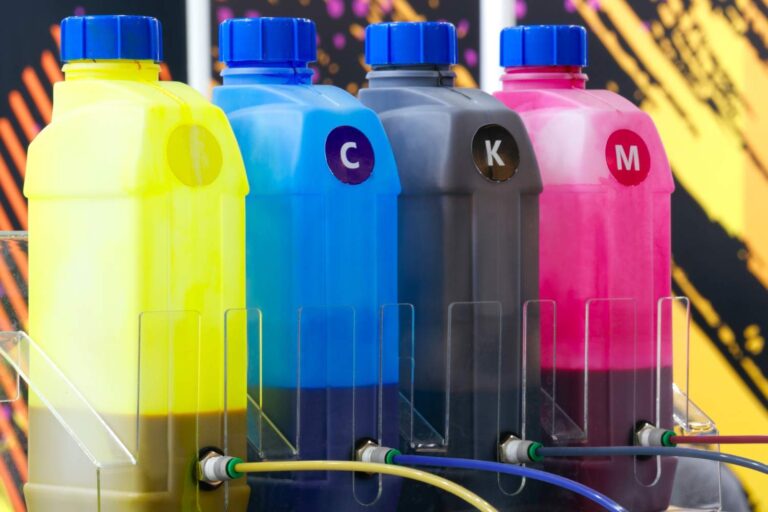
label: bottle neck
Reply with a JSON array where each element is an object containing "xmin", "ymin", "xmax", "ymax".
[
  {"xmin": 63, "ymin": 60, "xmax": 160, "ymax": 81},
  {"xmin": 366, "ymin": 66, "xmax": 456, "ymax": 88},
  {"xmin": 500, "ymin": 66, "xmax": 588, "ymax": 90},
  {"xmin": 221, "ymin": 66, "xmax": 314, "ymax": 85}
]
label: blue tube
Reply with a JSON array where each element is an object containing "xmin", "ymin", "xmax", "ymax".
[
  {"xmin": 392, "ymin": 454, "xmax": 627, "ymax": 512},
  {"xmin": 537, "ymin": 446, "xmax": 768, "ymax": 475}
]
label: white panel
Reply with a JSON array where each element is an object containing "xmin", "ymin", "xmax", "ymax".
[
  {"xmin": 186, "ymin": 0, "xmax": 212, "ymax": 95},
  {"xmin": 479, "ymin": 0, "xmax": 516, "ymax": 92}
]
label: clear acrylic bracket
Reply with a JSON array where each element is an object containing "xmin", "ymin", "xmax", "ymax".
[
  {"xmin": 237, "ymin": 303, "xmax": 392, "ymax": 506},
  {"xmin": 663, "ymin": 296, "xmax": 722, "ymax": 511},
  {"xmin": 403, "ymin": 300, "xmax": 527, "ymax": 495},
  {"xmin": 525, "ymin": 299, "xmax": 586, "ymax": 442},
  {"xmin": 0, "ymin": 308, "xmax": 205, "ymax": 511}
]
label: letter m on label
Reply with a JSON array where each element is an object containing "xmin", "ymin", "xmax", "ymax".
[{"xmin": 615, "ymin": 145, "xmax": 640, "ymax": 171}]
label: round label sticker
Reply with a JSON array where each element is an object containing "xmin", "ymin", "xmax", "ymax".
[
  {"xmin": 605, "ymin": 129, "xmax": 651, "ymax": 186},
  {"xmin": 325, "ymin": 126, "xmax": 375, "ymax": 185},
  {"xmin": 471, "ymin": 124, "xmax": 519, "ymax": 182},
  {"xmin": 167, "ymin": 124, "xmax": 222, "ymax": 187}
]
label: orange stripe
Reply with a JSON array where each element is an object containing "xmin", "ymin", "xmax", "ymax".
[
  {"xmin": 8, "ymin": 92, "xmax": 38, "ymax": 142},
  {"xmin": 0, "ymin": 260, "xmax": 27, "ymax": 330},
  {"xmin": 0, "ymin": 209, "xmax": 28, "ymax": 284},
  {"xmin": 0, "ymin": 157, "xmax": 27, "ymax": 229},
  {"xmin": 50, "ymin": 24, "xmax": 61, "ymax": 51},
  {"xmin": 0, "ymin": 331, "xmax": 27, "ymax": 479},
  {"xmin": 0, "ymin": 311, "xmax": 28, "ymax": 429},
  {"xmin": 41, "ymin": 51, "xmax": 63, "ymax": 86},
  {"xmin": 0, "ymin": 369, "xmax": 25, "ymax": 432},
  {"xmin": 0, "ymin": 455, "xmax": 25, "ymax": 512},
  {"xmin": 21, "ymin": 68, "xmax": 52, "ymax": 124},
  {"xmin": 0, "ymin": 308, "xmax": 25, "ymax": 512},
  {"xmin": 0, "ymin": 217, "xmax": 28, "ymax": 328},
  {"xmin": 159, "ymin": 63, "xmax": 172, "ymax": 81},
  {"xmin": 0, "ymin": 324, "xmax": 28, "ymax": 486},
  {"xmin": 0, "ymin": 120, "xmax": 26, "ymax": 177},
  {"xmin": 0, "ymin": 413, "xmax": 26, "ymax": 484}
]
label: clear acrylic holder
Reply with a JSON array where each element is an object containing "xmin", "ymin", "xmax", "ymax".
[
  {"xmin": 0, "ymin": 231, "xmax": 242, "ymax": 511},
  {"xmin": 0, "ymin": 311, "xmax": 209, "ymax": 510},
  {"xmin": 665, "ymin": 297, "xmax": 722, "ymax": 511},
  {"xmin": 400, "ymin": 300, "xmax": 529, "ymax": 496},
  {"xmin": 525, "ymin": 294, "xmax": 722, "ymax": 510},
  {"xmin": 231, "ymin": 303, "xmax": 395, "ymax": 506}
]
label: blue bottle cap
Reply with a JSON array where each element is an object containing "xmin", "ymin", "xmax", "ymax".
[
  {"xmin": 60, "ymin": 15, "xmax": 162, "ymax": 63},
  {"xmin": 365, "ymin": 22, "xmax": 457, "ymax": 67},
  {"xmin": 219, "ymin": 17, "xmax": 317, "ymax": 67},
  {"xmin": 500, "ymin": 25, "xmax": 587, "ymax": 67}
]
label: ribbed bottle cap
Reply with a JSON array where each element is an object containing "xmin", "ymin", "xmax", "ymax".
[
  {"xmin": 365, "ymin": 22, "xmax": 457, "ymax": 66},
  {"xmin": 219, "ymin": 17, "xmax": 317, "ymax": 67},
  {"xmin": 500, "ymin": 25, "xmax": 587, "ymax": 67},
  {"xmin": 60, "ymin": 15, "xmax": 162, "ymax": 63}
]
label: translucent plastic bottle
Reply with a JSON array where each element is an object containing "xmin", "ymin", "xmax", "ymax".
[
  {"xmin": 359, "ymin": 22, "xmax": 542, "ymax": 511},
  {"xmin": 213, "ymin": 18, "xmax": 400, "ymax": 512},
  {"xmin": 494, "ymin": 25, "xmax": 676, "ymax": 511},
  {"xmin": 24, "ymin": 15, "xmax": 249, "ymax": 512}
]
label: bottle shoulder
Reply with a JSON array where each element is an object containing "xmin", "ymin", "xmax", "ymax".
[
  {"xmin": 358, "ymin": 88, "xmax": 541, "ymax": 195},
  {"xmin": 214, "ymin": 85, "xmax": 400, "ymax": 195},
  {"xmin": 26, "ymin": 80, "xmax": 247, "ymax": 199},
  {"xmin": 360, "ymin": 85, "xmax": 512, "ymax": 114},
  {"xmin": 495, "ymin": 89, "xmax": 673, "ymax": 191},
  {"xmin": 213, "ymin": 83, "xmax": 371, "ymax": 115}
]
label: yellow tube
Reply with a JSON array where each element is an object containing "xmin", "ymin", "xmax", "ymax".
[{"xmin": 234, "ymin": 461, "xmax": 497, "ymax": 512}]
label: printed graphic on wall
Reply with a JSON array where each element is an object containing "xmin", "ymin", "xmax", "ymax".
[
  {"xmin": 520, "ymin": 1, "xmax": 768, "ymax": 508},
  {"xmin": 210, "ymin": 0, "xmax": 480, "ymax": 90}
]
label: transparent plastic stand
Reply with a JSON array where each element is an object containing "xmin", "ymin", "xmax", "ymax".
[
  {"xmin": 234, "ymin": 302, "xmax": 397, "ymax": 507},
  {"xmin": 664, "ymin": 297, "xmax": 722, "ymax": 511},
  {"xmin": 0, "ymin": 311, "xmax": 208, "ymax": 511},
  {"xmin": 0, "ymin": 231, "xmax": 246, "ymax": 511},
  {"xmin": 527, "ymin": 299, "xmax": 586, "ymax": 442},
  {"xmin": 400, "ymin": 300, "xmax": 530, "ymax": 496},
  {"xmin": 525, "ymin": 294, "xmax": 722, "ymax": 510}
]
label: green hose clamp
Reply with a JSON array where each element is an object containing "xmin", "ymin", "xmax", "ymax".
[
  {"xmin": 385, "ymin": 449, "xmax": 401, "ymax": 465},
  {"xmin": 527, "ymin": 442, "xmax": 544, "ymax": 462},
  {"xmin": 661, "ymin": 430, "xmax": 676, "ymax": 447},
  {"xmin": 226, "ymin": 457, "xmax": 245, "ymax": 479}
]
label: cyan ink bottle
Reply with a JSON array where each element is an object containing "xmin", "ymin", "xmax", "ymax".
[
  {"xmin": 359, "ymin": 22, "xmax": 542, "ymax": 511},
  {"xmin": 213, "ymin": 17, "xmax": 401, "ymax": 512}
]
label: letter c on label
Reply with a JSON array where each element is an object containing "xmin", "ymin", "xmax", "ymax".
[
  {"xmin": 326, "ymin": 126, "xmax": 374, "ymax": 185},
  {"xmin": 340, "ymin": 141, "xmax": 360, "ymax": 169}
]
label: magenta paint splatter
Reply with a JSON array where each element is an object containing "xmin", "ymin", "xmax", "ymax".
[
  {"xmin": 353, "ymin": 0, "xmax": 370, "ymax": 18},
  {"xmin": 218, "ymin": 7, "xmax": 234, "ymax": 24},
  {"xmin": 333, "ymin": 33, "xmax": 347, "ymax": 50},
  {"xmin": 245, "ymin": 9, "xmax": 260, "ymax": 18},
  {"xmin": 457, "ymin": 19, "xmax": 470, "ymax": 38},
  {"xmin": 327, "ymin": 0, "xmax": 345, "ymax": 18},
  {"xmin": 311, "ymin": 66, "xmax": 320, "ymax": 84},
  {"xmin": 379, "ymin": 0, "xmax": 393, "ymax": 14},
  {"xmin": 464, "ymin": 48, "xmax": 478, "ymax": 68},
  {"xmin": 74, "ymin": 6, "xmax": 85, "ymax": 15},
  {"xmin": 571, "ymin": 0, "xmax": 600, "ymax": 9},
  {"xmin": 516, "ymin": 1, "xmax": 528, "ymax": 19}
]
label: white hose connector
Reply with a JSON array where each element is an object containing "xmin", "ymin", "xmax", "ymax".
[
  {"xmin": 355, "ymin": 440, "xmax": 400, "ymax": 464},
  {"xmin": 636, "ymin": 423, "xmax": 676, "ymax": 447},
  {"xmin": 199, "ymin": 453, "xmax": 244, "ymax": 484},
  {"xmin": 499, "ymin": 436, "xmax": 543, "ymax": 464}
]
